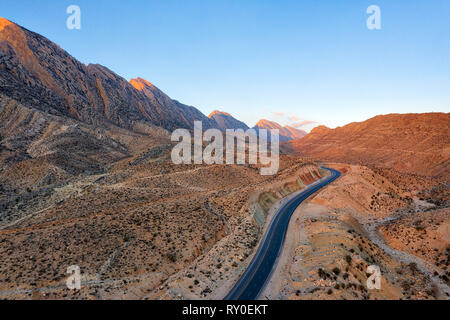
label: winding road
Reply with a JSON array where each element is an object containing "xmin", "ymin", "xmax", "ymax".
[{"xmin": 225, "ymin": 167, "xmax": 341, "ymax": 300}]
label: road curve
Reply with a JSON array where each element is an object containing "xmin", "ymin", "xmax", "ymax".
[{"xmin": 225, "ymin": 167, "xmax": 341, "ymax": 300}]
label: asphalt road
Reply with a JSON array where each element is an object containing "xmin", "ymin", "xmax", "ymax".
[{"xmin": 225, "ymin": 167, "xmax": 341, "ymax": 300}]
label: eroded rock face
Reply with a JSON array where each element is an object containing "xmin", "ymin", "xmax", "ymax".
[
  {"xmin": 0, "ymin": 17, "xmax": 215, "ymax": 132},
  {"xmin": 0, "ymin": 95, "xmax": 149, "ymax": 187},
  {"xmin": 282, "ymin": 113, "xmax": 450, "ymax": 178}
]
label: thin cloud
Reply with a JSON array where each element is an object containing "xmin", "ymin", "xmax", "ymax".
[
  {"xmin": 290, "ymin": 120, "xmax": 317, "ymax": 128},
  {"xmin": 289, "ymin": 115, "xmax": 300, "ymax": 121},
  {"xmin": 272, "ymin": 111, "xmax": 285, "ymax": 117}
]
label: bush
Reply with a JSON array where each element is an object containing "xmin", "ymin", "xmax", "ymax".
[
  {"xmin": 408, "ymin": 262, "xmax": 418, "ymax": 273},
  {"xmin": 318, "ymin": 268, "xmax": 328, "ymax": 279},
  {"xmin": 332, "ymin": 267, "xmax": 341, "ymax": 275},
  {"xmin": 167, "ymin": 252, "xmax": 177, "ymax": 262},
  {"xmin": 345, "ymin": 255, "xmax": 352, "ymax": 264},
  {"xmin": 414, "ymin": 220, "xmax": 424, "ymax": 231}
]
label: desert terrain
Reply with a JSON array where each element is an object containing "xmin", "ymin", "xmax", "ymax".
[
  {"xmin": 262, "ymin": 164, "xmax": 449, "ymax": 300},
  {"xmin": 282, "ymin": 113, "xmax": 450, "ymax": 179},
  {"xmin": 0, "ymin": 107, "xmax": 326, "ymax": 299},
  {"xmin": 0, "ymin": 16, "xmax": 449, "ymax": 301}
]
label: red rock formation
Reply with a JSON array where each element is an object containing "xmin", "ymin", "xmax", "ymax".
[{"xmin": 282, "ymin": 113, "xmax": 450, "ymax": 178}]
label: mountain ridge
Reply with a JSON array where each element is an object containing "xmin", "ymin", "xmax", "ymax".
[
  {"xmin": 282, "ymin": 112, "xmax": 450, "ymax": 178},
  {"xmin": 0, "ymin": 17, "xmax": 215, "ymax": 132},
  {"xmin": 208, "ymin": 110, "xmax": 250, "ymax": 131}
]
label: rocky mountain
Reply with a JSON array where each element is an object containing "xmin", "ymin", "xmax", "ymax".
[
  {"xmin": 208, "ymin": 110, "xmax": 249, "ymax": 131},
  {"xmin": 0, "ymin": 93, "xmax": 170, "ymax": 190},
  {"xmin": 254, "ymin": 119, "xmax": 307, "ymax": 141},
  {"xmin": 282, "ymin": 113, "xmax": 450, "ymax": 178},
  {"xmin": 129, "ymin": 77, "xmax": 216, "ymax": 130},
  {"xmin": 0, "ymin": 16, "xmax": 221, "ymax": 193},
  {"xmin": 0, "ymin": 17, "xmax": 215, "ymax": 132}
]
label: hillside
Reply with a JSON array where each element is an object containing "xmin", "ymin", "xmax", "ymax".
[
  {"xmin": 282, "ymin": 113, "xmax": 450, "ymax": 178},
  {"xmin": 0, "ymin": 17, "xmax": 215, "ymax": 132}
]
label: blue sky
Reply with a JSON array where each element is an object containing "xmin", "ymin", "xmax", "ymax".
[{"xmin": 2, "ymin": 0, "xmax": 449, "ymax": 130}]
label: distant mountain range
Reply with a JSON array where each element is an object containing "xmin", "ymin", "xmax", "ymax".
[
  {"xmin": 0, "ymin": 16, "xmax": 312, "ymax": 186},
  {"xmin": 7, "ymin": 16, "xmax": 447, "ymax": 182},
  {"xmin": 254, "ymin": 119, "xmax": 307, "ymax": 141},
  {"xmin": 282, "ymin": 113, "xmax": 450, "ymax": 178},
  {"xmin": 0, "ymin": 17, "xmax": 309, "ymax": 141},
  {"xmin": 208, "ymin": 111, "xmax": 307, "ymax": 141}
]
